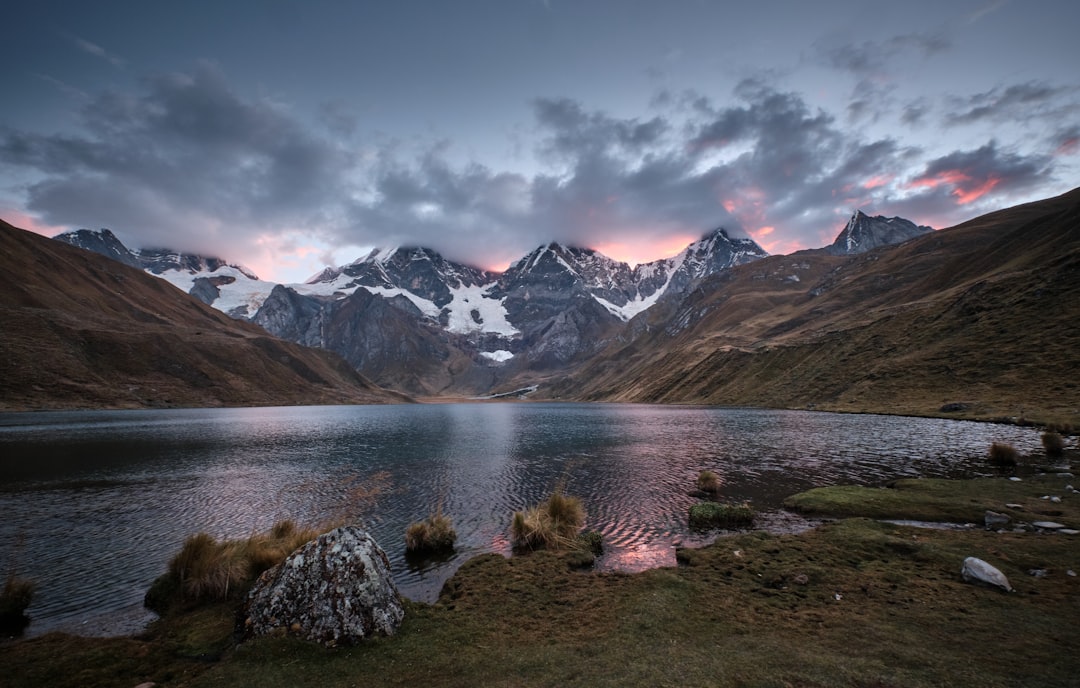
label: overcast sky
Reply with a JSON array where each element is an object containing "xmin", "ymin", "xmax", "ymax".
[{"xmin": 2, "ymin": 0, "xmax": 1077, "ymax": 281}]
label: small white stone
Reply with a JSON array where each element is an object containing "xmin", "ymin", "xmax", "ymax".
[
  {"xmin": 1059, "ymin": 529, "xmax": 1079, "ymax": 535},
  {"xmin": 1032, "ymin": 521, "xmax": 1066, "ymax": 530},
  {"xmin": 1009, "ymin": 477, "xmax": 1022, "ymax": 482},
  {"xmin": 1050, "ymin": 496, "xmax": 1062, "ymax": 503}
]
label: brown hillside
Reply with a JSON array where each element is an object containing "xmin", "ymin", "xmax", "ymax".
[
  {"xmin": 553, "ymin": 188, "xmax": 1080, "ymax": 425},
  {"xmin": 0, "ymin": 220, "xmax": 409, "ymax": 410}
]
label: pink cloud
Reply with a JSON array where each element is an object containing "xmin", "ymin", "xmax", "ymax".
[{"xmin": 0, "ymin": 208, "xmax": 68, "ymax": 238}]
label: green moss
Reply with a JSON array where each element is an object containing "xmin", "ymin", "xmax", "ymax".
[
  {"xmin": 784, "ymin": 475, "xmax": 1079, "ymax": 526},
  {"xmin": 688, "ymin": 501, "xmax": 754, "ymax": 529}
]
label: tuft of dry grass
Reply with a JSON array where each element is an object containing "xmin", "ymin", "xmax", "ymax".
[
  {"xmin": 1041, "ymin": 431, "xmax": 1065, "ymax": 457},
  {"xmin": 510, "ymin": 491, "xmax": 586, "ymax": 550},
  {"xmin": 987, "ymin": 441, "xmax": 1019, "ymax": 466},
  {"xmin": 153, "ymin": 519, "xmax": 320, "ymax": 610},
  {"xmin": 696, "ymin": 470, "xmax": 721, "ymax": 494},
  {"xmin": 405, "ymin": 509, "xmax": 457, "ymax": 554},
  {"xmin": 0, "ymin": 574, "xmax": 35, "ymax": 633}
]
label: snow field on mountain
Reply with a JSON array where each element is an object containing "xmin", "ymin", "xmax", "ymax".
[
  {"xmin": 442, "ymin": 283, "xmax": 519, "ymax": 336},
  {"xmin": 157, "ymin": 266, "xmax": 280, "ymax": 316}
]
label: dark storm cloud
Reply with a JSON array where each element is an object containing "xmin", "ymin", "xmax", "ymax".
[
  {"xmin": 2, "ymin": 63, "xmax": 1065, "ymax": 272},
  {"xmin": 533, "ymin": 98, "xmax": 669, "ymax": 160},
  {"xmin": 815, "ymin": 32, "xmax": 949, "ymax": 126},
  {"xmin": 817, "ymin": 32, "xmax": 950, "ymax": 78},
  {"xmin": 945, "ymin": 82, "xmax": 1077, "ymax": 125},
  {"xmin": 1, "ymin": 63, "xmax": 353, "ymax": 255},
  {"xmin": 901, "ymin": 100, "xmax": 929, "ymax": 126}
]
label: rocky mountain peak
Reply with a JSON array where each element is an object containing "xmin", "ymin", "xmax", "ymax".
[
  {"xmin": 826, "ymin": 210, "xmax": 932, "ymax": 255},
  {"xmin": 54, "ymin": 228, "xmax": 142, "ymax": 268}
]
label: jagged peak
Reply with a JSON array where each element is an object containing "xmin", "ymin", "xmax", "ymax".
[
  {"xmin": 55, "ymin": 227, "xmax": 117, "ymax": 240},
  {"xmin": 305, "ymin": 266, "xmax": 342, "ymax": 284},
  {"xmin": 827, "ymin": 210, "xmax": 933, "ymax": 255}
]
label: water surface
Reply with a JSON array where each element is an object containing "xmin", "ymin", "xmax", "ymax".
[{"xmin": 0, "ymin": 403, "xmax": 1041, "ymax": 637}]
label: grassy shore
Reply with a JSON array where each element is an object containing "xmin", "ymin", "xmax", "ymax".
[{"xmin": 3, "ymin": 469, "xmax": 1078, "ymax": 687}]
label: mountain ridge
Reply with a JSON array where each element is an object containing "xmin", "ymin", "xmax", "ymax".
[
  {"xmin": 548, "ymin": 187, "xmax": 1080, "ymax": 424},
  {"xmin": 0, "ymin": 220, "xmax": 408, "ymax": 410}
]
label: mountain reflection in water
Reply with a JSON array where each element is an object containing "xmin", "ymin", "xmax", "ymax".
[{"xmin": 0, "ymin": 403, "xmax": 1042, "ymax": 637}]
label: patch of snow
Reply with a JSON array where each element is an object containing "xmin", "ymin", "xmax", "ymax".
[
  {"xmin": 356, "ymin": 286, "xmax": 440, "ymax": 318},
  {"xmin": 154, "ymin": 265, "xmax": 279, "ymax": 314},
  {"xmin": 444, "ymin": 283, "xmax": 519, "ymax": 335},
  {"xmin": 213, "ymin": 277, "xmax": 278, "ymax": 315},
  {"xmin": 594, "ymin": 289, "xmax": 664, "ymax": 321},
  {"xmin": 293, "ymin": 272, "xmax": 362, "ymax": 298},
  {"xmin": 480, "ymin": 350, "xmax": 514, "ymax": 363}
]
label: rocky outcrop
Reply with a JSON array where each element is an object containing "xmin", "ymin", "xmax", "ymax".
[{"xmin": 242, "ymin": 527, "xmax": 404, "ymax": 646}]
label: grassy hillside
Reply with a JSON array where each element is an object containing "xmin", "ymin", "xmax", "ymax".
[
  {"xmin": 553, "ymin": 188, "xmax": 1080, "ymax": 425},
  {"xmin": 0, "ymin": 220, "xmax": 409, "ymax": 410}
]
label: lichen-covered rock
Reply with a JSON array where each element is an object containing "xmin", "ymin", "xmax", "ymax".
[
  {"xmin": 961, "ymin": 556, "xmax": 1013, "ymax": 592},
  {"xmin": 242, "ymin": 526, "xmax": 404, "ymax": 646}
]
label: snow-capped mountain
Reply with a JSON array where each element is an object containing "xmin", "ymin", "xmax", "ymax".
[
  {"xmin": 54, "ymin": 228, "xmax": 270, "ymax": 317},
  {"xmin": 53, "ymin": 228, "xmax": 142, "ymax": 269},
  {"xmin": 51, "ymin": 224, "xmax": 769, "ymax": 395},
  {"xmin": 825, "ymin": 210, "xmax": 933, "ymax": 255}
]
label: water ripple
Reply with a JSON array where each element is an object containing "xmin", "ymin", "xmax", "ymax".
[{"xmin": 0, "ymin": 403, "xmax": 1044, "ymax": 636}]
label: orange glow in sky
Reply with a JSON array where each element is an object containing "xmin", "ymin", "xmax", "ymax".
[
  {"xmin": 907, "ymin": 169, "xmax": 972, "ymax": 191},
  {"xmin": 906, "ymin": 169, "xmax": 1003, "ymax": 206},
  {"xmin": 862, "ymin": 174, "xmax": 893, "ymax": 190},
  {"xmin": 2, "ymin": 209, "xmax": 67, "ymax": 239},
  {"xmin": 952, "ymin": 176, "xmax": 1001, "ymax": 205},
  {"xmin": 593, "ymin": 233, "xmax": 699, "ymax": 266}
]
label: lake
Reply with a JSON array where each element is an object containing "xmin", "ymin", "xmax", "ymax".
[{"xmin": 0, "ymin": 403, "xmax": 1042, "ymax": 637}]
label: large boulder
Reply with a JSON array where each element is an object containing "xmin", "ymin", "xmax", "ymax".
[{"xmin": 242, "ymin": 526, "xmax": 404, "ymax": 646}]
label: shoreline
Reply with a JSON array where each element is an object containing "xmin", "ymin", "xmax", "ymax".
[{"xmin": 3, "ymin": 462, "xmax": 1077, "ymax": 686}]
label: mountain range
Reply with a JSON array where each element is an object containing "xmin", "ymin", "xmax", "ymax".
[
  {"xmin": 14, "ymin": 192, "xmax": 1078, "ymax": 423},
  {"xmin": 58, "ymin": 225, "xmax": 773, "ymax": 395},
  {"xmin": 55, "ymin": 210, "xmax": 924, "ymax": 397}
]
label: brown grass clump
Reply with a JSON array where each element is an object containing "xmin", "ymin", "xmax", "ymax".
[
  {"xmin": 511, "ymin": 492, "xmax": 586, "ymax": 550},
  {"xmin": 150, "ymin": 520, "xmax": 320, "ymax": 611},
  {"xmin": 987, "ymin": 442, "xmax": 1019, "ymax": 467},
  {"xmin": 405, "ymin": 510, "xmax": 457, "ymax": 554},
  {"xmin": 1041, "ymin": 431, "xmax": 1065, "ymax": 457},
  {"xmin": 696, "ymin": 470, "xmax": 721, "ymax": 494}
]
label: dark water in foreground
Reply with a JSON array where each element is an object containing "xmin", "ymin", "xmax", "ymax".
[{"xmin": 0, "ymin": 403, "xmax": 1042, "ymax": 637}]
